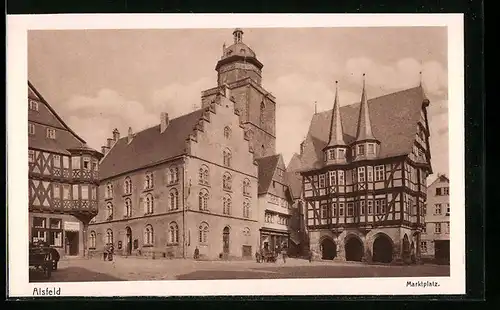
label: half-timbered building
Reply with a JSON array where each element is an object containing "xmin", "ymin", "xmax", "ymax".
[
  {"xmin": 297, "ymin": 77, "xmax": 432, "ymax": 264},
  {"xmin": 28, "ymin": 81, "xmax": 103, "ymax": 258}
]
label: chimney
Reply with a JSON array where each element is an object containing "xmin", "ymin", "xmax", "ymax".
[
  {"xmin": 127, "ymin": 127, "xmax": 133, "ymax": 144},
  {"xmin": 107, "ymin": 138, "xmax": 114, "ymax": 148},
  {"xmin": 112, "ymin": 128, "xmax": 120, "ymax": 142},
  {"xmin": 160, "ymin": 112, "xmax": 169, "ymax": 133},
  {"xmin": 101, "ymin": 146, "xmax": 109, "ymax": 155}
]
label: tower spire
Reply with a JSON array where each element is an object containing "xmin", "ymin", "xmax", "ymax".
[
  {"xmin": 354, "ymin": 73, "xmax": 377, "ymax": 142},
  {"xmin": 326, "ymin": 81, "xmax": 346, "ymax": 147},
  {"xmin": 233, "ymin": 28, "xmax": 243, "ymax": 43}
]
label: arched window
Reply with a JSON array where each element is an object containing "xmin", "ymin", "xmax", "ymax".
[
  {"xmin": 199, "ymin": 222, "xmax": 209, "ymax": 243},
  {"xmin": 224, "ymin": 126, "xmax": 232, "ymax": 139},
  {"xmin": 106, "ymin": 202, "xmax": 113, "ymax": 220},
  {"xmin": 169, "ymin": 166, "xmax": 179, "ymax": 184},
  {"xmin": 243, "ymin": 199, "xmax": 251, "ymax": 218},
  {"xmin": 144, "ymin": 225, "xmax": 154, "ymax": 246},
  {"xmin": 144, "ymin": 172, "xmax": 154, "ymax": 189},
  {"xmin": 144, "ymin": 194, "xmax": 154, "ymax": 214},
  {"xmin": 243, "ymin": 179, "xmax": 251, "ymax": 196},
  {"xmin": 168, "ymin": 222, "xmax": 179, "ymax": 244},
  {"xmin": 124, "ymin": 198, "xmax": 132, "ymax": 217},
  {"xmin": 260, "ymin": 101, "xmax": 265, "ymax": 127},
  {"xmin": 223, "ymin": 172, "xmax": 232, "ymax": 191},
  {"xmin": 223, "ymin": 194, "xmax": 232, "ymax": 215},
  {"xmin": 106, "ymin": 182, "xmax": 113, "ymax": 199},
  {"xmin": 106, "ymin": 229, "xmax": 113, "ymax": 245},
  {"xmin": 170, "ymin": 188, "xmax": 179, "ymax": 210},
  {"xmin": 198, "ymin": 189, "xmax": 209, "ymax": 211},
  {"xmin": 223, "ymin": 148, "xmax": 232, "ymax": 167},
  {"xmin": 124, "ymin": 177, "xmax": 132, "ymax": 194},
  {"xmin": 198, "ymin": 165, "xmax": 209, "ymax": 185},
  {"xmin": 89, "ymin": 231, "xmax": 96, "ymax": 249},
  {"xmin": 243, "ymin": 227, "xmax": 250, "ymax": 236}
]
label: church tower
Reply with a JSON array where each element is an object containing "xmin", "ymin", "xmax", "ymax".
[{"xmin": 201, "ymin": 28, "xmax": 276, "ymax": 158}]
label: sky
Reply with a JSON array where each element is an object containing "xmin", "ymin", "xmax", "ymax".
[{"xmin": 28, "ymin": 27, "xmax": 449, "ymax": 182}]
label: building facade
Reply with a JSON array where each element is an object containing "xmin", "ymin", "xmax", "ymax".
[
  {"xmin": 296, "ymin": 79, "xmax": 433, "ymax": 264},
  {"xmin": 28, "ymin": 81, "xmax": 103, "ymax": 258},
  {"xmin": 420, "ymin": 174, "xmax": 450, "ymax": 263}
]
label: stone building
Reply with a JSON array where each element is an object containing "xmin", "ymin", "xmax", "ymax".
[
  {"xmin": 296, "ymin": 78, "xmax": 433, "ymax": 264},
  {"xmin": 420, "ymin": 174, "xmax": 450, "ymax": 263},
  {"xmin": 28, "ymin": 81, "xmax": 103, "ymax": 258},
  {"xmin": 89, "ymin": 29, "xmax": 297, "ymax": 260}
]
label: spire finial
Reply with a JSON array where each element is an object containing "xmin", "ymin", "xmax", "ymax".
[
  {"xmin": 419, "ymin": 70, "xmax": 423, "ymax": 87},
  {"xmin": 314, "ymin": 101, "xmax": 317, "ymax": 114}
]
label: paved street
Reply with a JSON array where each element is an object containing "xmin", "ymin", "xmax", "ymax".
[{"xmin": 30, "ymin": 256, "xmax": 450, "ymax": 282}]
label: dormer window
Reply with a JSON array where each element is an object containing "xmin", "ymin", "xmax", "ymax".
[
  {"xmin": 46, "ymin": 128, "xmax": 56, "ymax": 139},
  {"xmin": 367, "ymin": 143, "xmax": 375, "ymax": 155},
  {"xmin": 328, "ymin": 149, "xmax": 335, "ymax": 160},
  {"xmin": 28, "ymin": 123, "xmax": 35, "ymax": 135},
  {"xmin": 29, "ymin": 99, "xmax": 39, "ymax": 111},
  {"xmin": 338, "ymin": 149, "xmax": 345, "ymax": 159},
  {"xmin": 358, "ymin": 144, "xmax": 365, "ymax": 156}
]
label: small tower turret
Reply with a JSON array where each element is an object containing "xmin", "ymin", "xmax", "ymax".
[{"xmin": 323, "ymin": 81, "xmax": 348, "ymax": 165}]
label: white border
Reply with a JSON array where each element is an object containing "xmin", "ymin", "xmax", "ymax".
[{"xmin": 7, "ymin": 13, "xmax": 465, "ymax": 297}]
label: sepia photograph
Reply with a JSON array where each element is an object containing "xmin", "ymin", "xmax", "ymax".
[{"xmin": 7, "ymin": 14, "xmax": 465, "ymax": 297}]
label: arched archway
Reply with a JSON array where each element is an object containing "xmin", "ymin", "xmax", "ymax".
[
  {"xmin": 402, "ymin": 234, "xmax": 410, "ymax": 260},
  {"xmin": 222, "ymin": 226, "xmax": 230, "ymax": 255},
  {"xmin": 320, "ymin": 238, "xmax": 337, "ymax": 260},
  {"xmin": 125, "ymin": 227, "xmax": 132, "ymax": 255},
  {"xmin": 345, "ymin": 236, "xmax": 364, "ymax": 262},
  {"xmin": 372, "ymin": 234, "xmax": 393, "ymax": 263}
]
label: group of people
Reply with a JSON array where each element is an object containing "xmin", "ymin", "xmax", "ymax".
[
  {"xmin": 255, "ymin": 244, "xmax": 288, "ymax": 263},
  {"xmin": 103, "ymin": 243, "xmax": 114, "ymax": 261}
]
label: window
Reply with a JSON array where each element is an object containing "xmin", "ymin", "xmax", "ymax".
[
  {"xmin": 106, "ymin": 202, "xmax": 113, "ymax": 220},
  {"xmin": 46, "ymin": 128, "xmax": 56, "ymax": 139},
  {"xmin": 144, "ymin": 225, "xmax": 154, "ymax": 246},
  {"xmin": 375, "ymin": 199, "xmax": 386, "ymax": 214},
  {"xmin": 338, "ymin": 171, "xmax": 345, "ymax": 185},
  {"xmin": 243, "ymin": 199, "xmax": 251, "ymax": 218},
  {"xmin": 124, "ymin": 177, "xmax": 132, "ymax": 195},
  {"xmin": 63, "ymin": 185, "xmax": 70, "ymax": 200},
  {"xmin": 367, "ymin": 166, "xmax": 373, "ymax": 182},
  {"xmin": 446, "ymin": 204, "xmax": 450, "ymax": 215},
  {"xmin": 53, "ymin": 155, "xmax": 60, "ymax": 168},
  {"xmin": 106, "ymin": 229, "xmax": 113, "ymax": 244},
  {"xmin": 360, "ymin": 200, "xmax": 366, "ymax": 215},
  {"xmin": 243, "ymin": 179, "xmax": 251, "ymax": 196},
  {"xmin": 144, "ymin": 172, "xmax": 154, "ymax": 189},
  {"xmin": 347, "ymin": 203, "xmax": 354, "ymax": 216},
  {"xmin": 33, "ymin": 217, "xmax": 46, "ymax": 228},
  {"xmin": 374, "ymin": 165, "xmax": 385, "ymax": 181},
  {"xmin": 339, "ymin": 203, "xmax": 344, "ymax": 216},
  {"xmin": 89, "ymin": 231, "xmax": 96, "ymax": 249},
  {"xmin": 260, "ymin": 102, "xmax": 265, "ymax": 126},
  {"xmin": 443, "ymin": 187, "xmax": 449, "ymax": 195},
  {"xmin": 367, "ymin": 200, "xmax": 373, "ymax": 214},
  {"xmin": 72, "ymin": 156, "xmax": 81, "ymax": 170},
  {"xmin": 338, "ymin": 149, "xmax": 345, "ymax": 159},
  {"xmin": 368, "ymin": 143, "xmax": 375, "ymax": 155},
  {"xmin": 92, "ymin": 159, "xmax": 98, "ymax": 171},
  {"xmin": 28, "ymin": 123, "xmax": 35, "ymax": 135},
  {"xmin": 199, "ymin": 222, "xmax": 209, "ymax": 243},
  {"xmin": 328, "ymin": 171, "xmax": 337, "ymax": 185},
  {"xmin": 223, "ymin": 172, "xmax": 232, "ymax": 191},
  {"xmin": 168, "ymin": 167, "xmax": 179, "ymax": 184},
  {"xmin": 53, "ymin": 184, "xmax": 60, "ymax": 199},
  {"xmin": 319, "ymin": 174, "xmax": 326, "ymax": 188},
  {"xmin": 435, "ymin": 222, "xmax": 442, "ymax": 234},
  {"xmin": 446, "ymin": 222, "xmax": 450, "ymax": 234},
  {"xmin": 29, "ymin": 150, "xmax": 35, "ymax": 163},
  {"xmin": 422, "ymin": 224, "xmax": 427, "ymax": 233},
  {"xmin": 106, "ymin": 182, "xmax": 113, "ymax": 199},
  {"xmin": 224, "ymin": 126, "xmax": 232, "ymax": 139},
  {"xmin": 63, "ymin": 156, "xmax": 69, "ymax": 169},
  {"xmin": 169, "ymin": 189, "xmax": 179, "ymax": 210},
  {"xmin": 328, "ymin": 149, "xmax": 336, "ymax": 160},
  {"xmin": 435, "ymin": 188, "xmax": 442, "ymax": 196},
  {"xmin": 358, "ymin": 144, "xmax": 365, "ymax": 156},
  {"xmin": 420, "ymin": 241, "xmax": 427, "ymax": 253},
  {"xmin": 29, "ymin": 99, "xmax": 39, "ymax": 111},
  {"xmin": 125, "ymin": 198, "xmax": 132, "ymax": 217},
  {"xmin": 357, "ymin": 167, "xmax": 366, "ymax": 182},
  {"xmin": 83, "ymin": 157, "xmax": 90, "ymax": 170},
  {"xmin": 199, "ymin": 189, "xmax": 209, "ymax": 211},
  {"xmin": 169, "ymin": 222, "xmax": 179, "ymax": 244},
  {"xmin": 223, "ymin": 195, "xmax": 232, "ymax": 215},
  {"xmin": 435, "ymin": 204, "xmax": 442, "ymax": 215},
  {"xmin": 265, "ymin": 212, "xmax": 274, "ymax": 223},
  {"xmin": 321, "ymin": 205, "xmax": 329, "ymax": 219},
  {"xmin": 199, "ymin": 165, "xmax": 209, "ymax": 185},
  {"xmin": 72, "ymin": 185, "xmax": 79, "ymax": 200},
  {"xmin": 332, "ymin": 203, "xmax": 337, "ymax": 217},
  {"xmin": 223, "ymin": 149, "xmax": 232, "ymax": 167},
  {"xmin": 91, "ymin": 187, "xmax": 97, "ymax": 200},
  {"xmin": 81, "ymin": 185, "xmax": 89, "ymax": 200},
  {"xmin": 48, "ymin": 219, "xmax": 63, "ymax": 247}
]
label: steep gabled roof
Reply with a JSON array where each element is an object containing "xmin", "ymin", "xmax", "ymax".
[
  {"xmin": 255, "ymin": 154, "xmax": 280, "ymax": 194},
  {"xmin": 325, "ymin": 81, "xmax": 347, "ymax": 148},
  {"xmin": 285, "ymin": 153, "xmax": 304, "ymax": 199},
  {"xmin": 354, "ymin": 76, "xmax": 378, "ymax": 142},
  {"xmin": 99, "ymin": 109, "xmax": 205, "ymax": 180},
  {"xmin": 300, "ymin": 86, "xmax": 427, "ymax": 171}
]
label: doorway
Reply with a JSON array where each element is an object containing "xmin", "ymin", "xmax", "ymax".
[
  {"xmin": 345, "ymin": 237, "xmax": 364, "ymax": 262},
  {"xmin": 65, "ymin": 231, "xmax": 79, "ymax": 256},
  {"xmin": 372, "ymin": 234, "xmax": 393, "ymax": 263},
  {"xmin": 223, "ymin": 226, "xmax": 230, "ymax": 255},
  {"xmin": 125, "ymin": 227, "xmax": 132, "ymax": 255},
  {"xmin": 320, "ymin": 238, "xmax": 337, "ymax": 260}
]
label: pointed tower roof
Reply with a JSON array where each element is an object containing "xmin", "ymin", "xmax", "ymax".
[
  {"xmin": 325, "ymin": 81, "xmax": 346, "ymax": 148},
  {"xmin": 354, "ymin": 74, "xmax": 378, "ymax": 142}
]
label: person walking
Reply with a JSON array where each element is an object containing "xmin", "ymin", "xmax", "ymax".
[
  {"xmin": 194, "ymin": 247, "xmax": 200, "ymax": 260},
  {"xmin": 281, "ymin": 246, "xmax": 287, "ymax": 263},
  {"xmin": 308, "ymin": 249, "xmax": 313, "ymax": 263}
]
